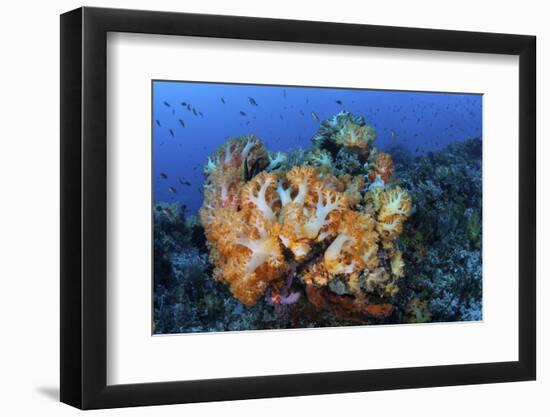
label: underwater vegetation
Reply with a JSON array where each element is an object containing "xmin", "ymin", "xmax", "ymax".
[{"xmin": 153, "ymin": 109, "xmax": 482, "ymax": 333}]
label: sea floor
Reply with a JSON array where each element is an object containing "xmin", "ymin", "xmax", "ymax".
[{"xmin": 153, "ymin": 139, "xmax": 482, "ymax": 334}]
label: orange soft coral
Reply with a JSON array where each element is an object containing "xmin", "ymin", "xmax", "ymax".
[
  {"xmin": 334, "ymin": 120, "xmax": 377, "ymax": 151},
  {"xmin": 342, "ymin": 175, "xmax": 365, "ymax": 208},
  {"xmin": 229, "ymin": 213, "xmax": 286, "ymax": 305},
  {"xmin": 323, "ymin": 210, "xmax": 379, "ymax": 276},
  {"xmin": 376, "ymin": 186, "xmax": 412, "ymax": 240},
  {"xmin": 276, "ymin": 202, "xmax": 312, "ymax": 260},
  {"xmin": 200, "ymin": 129, "xmax": 411, "ymax": 311},
  {"xmin": 241, "ymin": 172, "xmax": 279, "ymax": 221},
  {"xmin": 369, "ymin": 152, "xmax": 394, "ymax": 183},
  {"xmin": 201, "ymin": 135, "xmax": 268, "ymax": 225},
  {"xmin": 208, "ymin": 134, "xmax": 267, "ymax": 172},
  {"xmin": 303, "ymin": 187, "xmax": 346, "ymax": 240},
  {"xmin": 303, "ymin": 261, "xmax": 331, "ymax": 286},
  {"xmin": 282, "ymin": 166, "xmax": 316, "ymax": 206},
  {"xmin": 201, "ymin": 150, "xmax": 348, "ymax": 305},
  {"xmin": 207, "ymin": 209, "xmax": 286, "ymax": 307},
  {"xmin": 276, "ymin": 167, "xmax": 346, "ymax": 256}
]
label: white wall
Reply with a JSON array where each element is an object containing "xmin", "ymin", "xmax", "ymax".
[{"xmin": 0, "ymin": 0, "xmax": 546, "ymax": 415}]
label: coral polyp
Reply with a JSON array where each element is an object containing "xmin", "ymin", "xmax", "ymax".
[{"xmin": 199, "ymin": 111, "xmax": 412, "ymax": 316}]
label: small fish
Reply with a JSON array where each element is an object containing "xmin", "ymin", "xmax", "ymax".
[
  {"xmin": 335, "ymin": 100, "xmax": 342, "ymax": 105},
  {"xmin": 178, "ymin": 119, "xmax": 185, "ymax": 127},
  {"xmin": 155, "ymin": 119, "xmax": 161, "ymax": 127},
  {"xmin": 187, "ymin": 104, "xmax": 191, "ymax": 111},
  {"xmin": 168, "ymin": 186, "xmax": 177, "ymax": 193},
  {"xmin": 240, "ymin": 111, "xmax": 246, "ymax": 116},
  {"xmin": 311, "ymin": 111, "xmax": 320, "ymax": 122},
  {"xmin": 283, "ymin": 89, "xmax": 286, "ymax": 98},
  {"xmin": 390, "ymin": 130, "xmax": 396, "ymax": 140},
  {"xmin": 181, "ymin": 101, "xmax": 187, "ymax": 106},
  {"xmin": 220, "ymin": 97, "xmax": 225, "ymax": 104},
  {"xmin": 198, "ymin": 111, "xmax": 203, "ymax": 117},
  {"xmin": 248, "ymin": 97, "xmax": 258, "ymax": 106},
  {"xmin": 192, "ymin": 108, "xmax": 197, "ymax": 116},
  {"xmin": 415, "ymin": 147, "xmax": 420, "ymax": 153},
  {"xmin": 160, "ymin": 173, "xmax": 168, "ymax": 179},
  {"xmin": 169, "ymin": 129, "xmax": 174, "ymax": 137},
  {"xmin": 178, "ymin": 177, "xmax": 191, "ymax": 186},
  {"xmin": 163, "ymin": 101, "xmax": 171, "ymax": 107}
]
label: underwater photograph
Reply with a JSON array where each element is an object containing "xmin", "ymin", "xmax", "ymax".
[{"xmin": 152, "ymin": 80, "xmax": 482, "ymax": 334}]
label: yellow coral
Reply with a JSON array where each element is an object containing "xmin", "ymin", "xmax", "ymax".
[
  {"xmin": 363, "ymin": 184, "xmax": 384, "ymax": 213},
  {"xmin": 390, "ymin": 250, "xmax": 405, "ymax": 278},
  {"xmin": 378, "ymin": 186, "xmax": 412, "ymax": 222},
  {"xmin": 377, "ymin": 186, "xmax": 412, "ymax": 240},
  {"xmin": 334, "ymin": 120, "xmax": 376, "ymax": 150}
]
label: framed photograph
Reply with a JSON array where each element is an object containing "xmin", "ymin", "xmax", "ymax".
[{"xmin": 60, "ymin": 6, "xmax": 536, "ymax": 409}]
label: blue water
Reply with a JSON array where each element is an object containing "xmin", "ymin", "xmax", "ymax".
[{"xmin": 152, "ymin": 80, "xmax": 482, "ymax": 214}]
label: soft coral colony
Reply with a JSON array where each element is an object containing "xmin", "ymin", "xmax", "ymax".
[{"xmin": 199, "ymin": 111, "xmax": 412, "ymax": 321}]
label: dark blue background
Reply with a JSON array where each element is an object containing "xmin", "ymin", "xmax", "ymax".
[{"xmin": 152, "ymin": 81, "xmax": 482, "ymax": 214}]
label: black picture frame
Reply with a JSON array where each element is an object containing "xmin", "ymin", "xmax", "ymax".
[{"xmin": 60, "ymin": 6, "xmax": 536, "ymax": 410}]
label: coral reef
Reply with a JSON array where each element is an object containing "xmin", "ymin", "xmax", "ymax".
[
  {"xmin": 312, "ymin": 111, "xmax": 371, "ymax": 152},
  {"xmin": 153, "ymin": 114, "xmax": 482, "ymax": 333},
  {"xmin": 199, "ymin": 112, "xmax": 412, "ymax": 319},
  {"xmin": 397, "ymin": 139, "xmax": 483, "ymax": 322}
]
